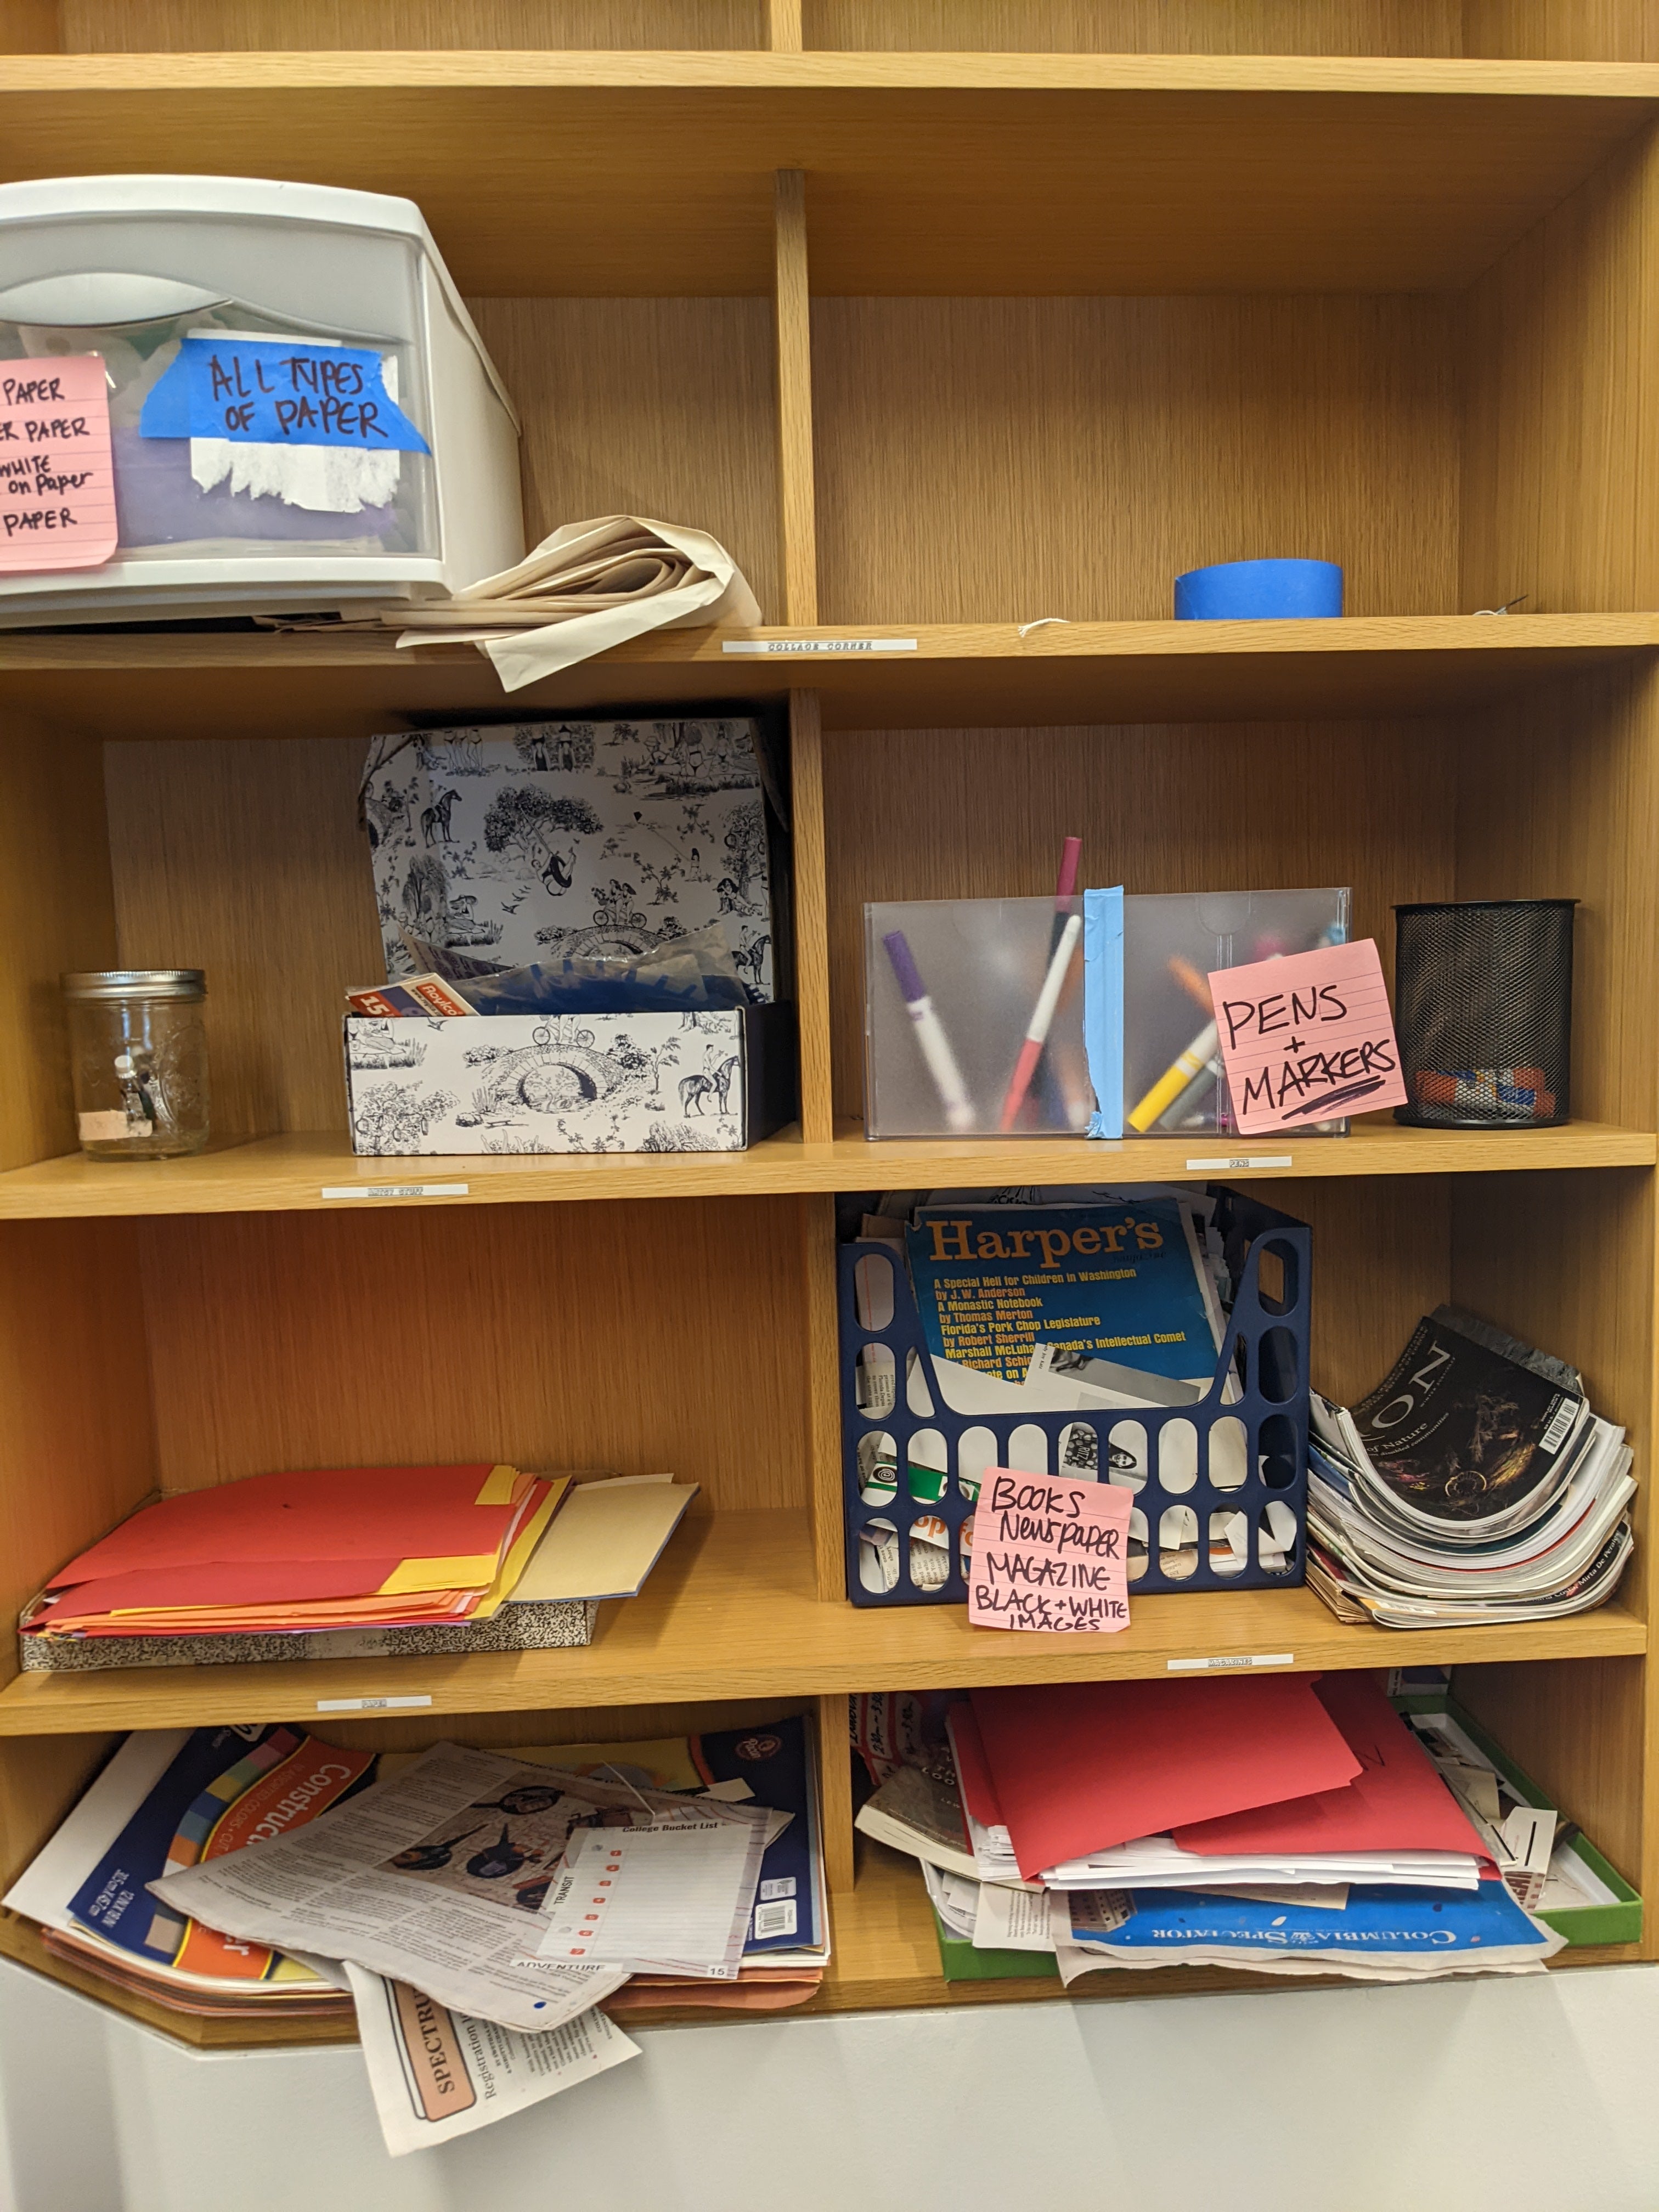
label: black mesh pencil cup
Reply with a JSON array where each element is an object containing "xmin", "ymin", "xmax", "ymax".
[{"xmin": 1392, "ymin": 900, "xmax": 1575, "ymax": 1129}]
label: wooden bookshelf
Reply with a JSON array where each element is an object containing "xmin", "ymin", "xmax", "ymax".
[
  {"xmin": 0, "ymin": 1118, "xmax": 1649, "ymax": 1220},
  {"xmin": 0, "ymin": 1510, "xmax": 1644, "ymax": 1741},
  {"xmin": 1, "ymin": 0, "xmax": 1658, "ymax": 2051},
  {"xmin": 0, "ymin": 615, "xmax": 1655, "ymax": 734}
]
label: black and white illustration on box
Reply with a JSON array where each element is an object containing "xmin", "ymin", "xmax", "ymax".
[
  {"xmin": 363, "ymin": 720, "xmax": 774, "ymax": 999},
  {"xmin": 345, "ymin": 1010, "xmax": 749, "ymax": 1155}
]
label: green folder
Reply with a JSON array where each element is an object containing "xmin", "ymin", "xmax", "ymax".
[
  {"xmin": 1391, "ymin": 1688, "xmax": 1642, "ymax": 1948},
  {"xmin": 930, "ymin": 1906, "xmax": 1060, "ymax": 1982}
]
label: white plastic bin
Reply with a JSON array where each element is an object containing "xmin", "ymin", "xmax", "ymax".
[{"xmin": 0, "ymin": 175, "xmax": 523, "ymax": 622}]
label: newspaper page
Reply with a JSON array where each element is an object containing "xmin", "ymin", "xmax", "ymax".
[
  {"xmin": 149, "ymin": 1742, "xmax": 748, "ymax": 2032},
  {"xmin": 346, "ymin": 1963, "xmax": 640, "ymax": 2155}
]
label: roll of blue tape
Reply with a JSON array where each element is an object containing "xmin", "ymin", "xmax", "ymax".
[{"xmin": 1173, "ymin": 558, "xmax": 1344, "ymax": 620}]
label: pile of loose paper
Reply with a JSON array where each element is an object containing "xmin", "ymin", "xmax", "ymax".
[
  {"xmin": 855, "ymin": 1673, "xmax": 1565, "ymax": 1985},
  {"xmin": 384, "ymin": 514, "xmax": 762, "ymax": 690},
  {"xmin": 1306, "ymin": 1306, "xmax": 1635, "ymax": 1628},
  {"xmin": 5, "ymin": 1717, "xmax": 826, "ymax": 2155}
]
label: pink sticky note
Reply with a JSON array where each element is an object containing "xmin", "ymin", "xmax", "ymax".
[
  {"xmin": 1209, "ymin": 936, "xmax": 1407, "ymax": 1135},
  {"xmin": 968, "ymin": 1470, "xmax": 1132, "ymax": 1634},
  {"xmin": 0, "ymin": 354, "xmax": 119, "ymax": 572}
]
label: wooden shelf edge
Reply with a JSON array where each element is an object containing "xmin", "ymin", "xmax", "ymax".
[
  {"xmin": 2, "ymin": 612, "xmax": 1655, "ymax": 675},
  {"xmin": 0, "ymin": 53, "xmax": 1656, "ymax": 98},
  {"xmin": 3, "ymin": 1843, "xmax": 1643, "ymax": 2058},
  {"xmin": 0, "ymin": 1514, "xmax": 1643, "ymax": 1737},
  {"xmin": 0, "ymin": 1121, "xmax": 1649, "ymax": 1222}
]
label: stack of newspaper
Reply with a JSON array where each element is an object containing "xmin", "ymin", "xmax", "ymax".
[
  {"xmin": 5, "ymin": 1716, "xmax": 827, "ymax": 2155},
  {"xmin": 1305, "ymin": 1307, "xmax": 1635, "ymax": 1628}
]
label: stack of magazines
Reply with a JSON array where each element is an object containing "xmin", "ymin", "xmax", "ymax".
[{"xmin": 1305, "ymin": 1307, "xmax": 1635, "ymax": 1629}]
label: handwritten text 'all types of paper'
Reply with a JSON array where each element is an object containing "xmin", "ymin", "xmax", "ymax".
[
  {"xmin": 0, "ymin": 356, "xmax": 117, "ymax": 572},
  {"xmin": 968, "ymin": 1470, "xmax": 1132, "ymax": 1634},
  {"xmin": 1207, "ymin": 937, "xmax": 1407, "ymax": 1136}
]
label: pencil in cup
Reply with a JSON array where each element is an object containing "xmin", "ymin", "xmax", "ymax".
[{"xmin": 883, "ymin": 930, "xmax": 976, "ymax": 1134}]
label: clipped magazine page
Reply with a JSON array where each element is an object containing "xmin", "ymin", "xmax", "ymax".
[{"xmin": 347, "ymin": 1965, "xmax": 639, "ymax": 2157}]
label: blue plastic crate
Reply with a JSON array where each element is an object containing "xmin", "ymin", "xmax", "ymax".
[{"xmin": 838, "ymin": 1187, "xmax": 1311, "ymax": 1607}]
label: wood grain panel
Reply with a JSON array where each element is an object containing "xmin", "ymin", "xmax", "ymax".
[
  {"xmin": 821, "ymin": 717, "xmax": 1456, "ymax": 1120},
  {"xmin": 788, "ymin": 689, "xmax": 833, "ymax": 1143},
  {"xmin": 312, "ymin": 1695, "xmax": 806, "ymax": 1755},
  {"xmin": 1463, "ymin": 3, "xmax": 1659, "ymax": 63},
  {"xmin": 58, "ymin": 1, "xmax": 765, "ymax": 49},
  {"xmin": 0, "ymin": 1220, "xmax": 158, "ymax": 1685},
  {"xmin": 0, "ymin": 64, "xmax": 1649, "ymax": 298},
  {"xmin": 104, "ymin": 737, "xmax": 385, "ymax": 1138},
  {"xmin": 772, "ymin": 172, "xmax": 819, "ymax": 623},
  {"xmin": 813, "ymin": 298, "xmax": 1460, "ymax": 626},
  {"xmin": 135, "ymin": 1198, "xmax": 810, "ymax": 1510},
  {"xmin": 1261, "ymin": 1174, "xmax": 1451, "ymax": 1412},
  {"xmin": 1457, "ymin": 659, "xmax": 1659, "ymax": 1134},
  {"xmin": 0, "ymin": 1736, "xmax": 117, "ymax": 1893},
  {"xmin": 806, "ymin": 1, "xmax": 1461, "ymax": 55},
  {"xmin": 801, "ymin": 1192, "xmax": 844, "ymax": 1600},
  {"xmin": 0, "ymin": 0, "xmax": 56, "ymax": 48},
  {"xmin": 766, "ymin": 0, "xmax": 802, "ymax": 50},
  {"xmin": 815, "ymin": 1689, "xmax": 853, "ymax": 1891},
  {"xmin": 0, "ymin": 715, "xmax": 119, "ymax": 1172},
  {"xmin": 467, "ymin": 297, "xmax": 782, "ymax": 616},
  {"xmin": 1461, "ymin": 117, "xmax": 1659, "ymax": 617}
]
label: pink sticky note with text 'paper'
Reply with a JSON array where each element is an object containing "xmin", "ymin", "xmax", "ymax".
[
  {"xmin": 0, "ymin": 354, "xmax": 118, "ymax": 573},
  {"xmin": 968, "ymin": 1470, "xmax": 1133, "ymax": 1634},
  {"xmin": 1209, "ymin": 936, "xmax": 1407, "ymax": 1136}
]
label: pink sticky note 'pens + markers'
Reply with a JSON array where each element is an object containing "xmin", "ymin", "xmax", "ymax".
[{"xmin": 884, "ymin": 930, "xmax": 975, "ymax": 1133}]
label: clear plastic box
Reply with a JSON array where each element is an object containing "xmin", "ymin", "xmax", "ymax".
[
  {"xmin": 864, "ymin": 896, "xmax": 1091, "ymax": 1138},
  {"xmin": 0, "ymin": 176, "xmax": 523, "ymax": 623},
  {"xmin": 1124, "ymin": 888, "xmax": 1352, "ymax": 1138}
]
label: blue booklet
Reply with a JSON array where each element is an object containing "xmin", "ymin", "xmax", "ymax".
[
  {"xmin": 695, "ymin": 1714, "xmax": 822, "ymax": 1957},
  {"xmin": 67, "ymin": 1724, "xmax": 377, "ymax": 1982},
  {"xmin": 906, "ymin": 1193, "xmax": 1217, "ymax": 1388},
  {"xmin": 1070, "ymin": 1880, "xmax": 1551, "ymax": 1958}
]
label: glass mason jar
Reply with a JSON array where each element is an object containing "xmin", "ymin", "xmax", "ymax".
[{"xmin": 61, "ymin": 969, "xmax": 210, "ymax": 1159}]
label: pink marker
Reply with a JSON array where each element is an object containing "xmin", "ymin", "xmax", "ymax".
[{"xmin": 999, "ymin": 910, "xmax": 1083, "ymax": 1132}]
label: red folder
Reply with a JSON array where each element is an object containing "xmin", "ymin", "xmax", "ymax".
[
  {"xmin": 970, "ymin": 1675, "xmax": 1362, "ymax": 1878},
  {"xmin": 946, "ymin": 1705, "xmax": 1006, "ymax": 1829},
  {"xmin": 47, "ymin": 1465, "xmax": 520, "ymax": 1586},
  {"xmin": 1172, "ymin": 1673, "xmax": 1493, "ymax": 1860}
]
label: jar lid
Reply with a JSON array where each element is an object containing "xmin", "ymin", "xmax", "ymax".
[{"xmin": 61, "ymin": 968, "xmax": 207, "ymax": 1001}]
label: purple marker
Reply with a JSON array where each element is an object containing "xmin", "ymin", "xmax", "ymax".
[{"xmin": 884, "ymin": 930, "xmax": 975, "ymax": 1133}]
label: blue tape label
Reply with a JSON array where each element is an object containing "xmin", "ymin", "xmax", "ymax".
[{"xmin": 139, "ymin": 336, "xmax": 430, "ymax": 452}]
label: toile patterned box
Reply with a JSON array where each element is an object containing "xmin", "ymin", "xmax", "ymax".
[{"xmin": 343, "ymin": 1002, "xmax": 795, "ymax": 1155}]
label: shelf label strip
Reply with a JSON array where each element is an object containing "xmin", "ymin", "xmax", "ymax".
[
  {"xmin": 321, "ymin": 1183, "xmax": 470, "ymax": 1200},
  {"xmin": 1167, "ymin": 1654, "xmax": 1294, "ymax": 1672},
  {"xmin": 1184, "ymin": 1155, "xmax": 1293, "ymax": 1171},
  {"xmin": 721, "ymin": 637, "xmax": 918, "ymax": 656},
  {"xmin": 317, "ymin": 1694, "xmax": 434, "ymax": 1712}
]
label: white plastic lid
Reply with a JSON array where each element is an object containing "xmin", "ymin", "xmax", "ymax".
[{"xmin": 0, "ymin": 175, "xmax": 517, "ymax": 426}]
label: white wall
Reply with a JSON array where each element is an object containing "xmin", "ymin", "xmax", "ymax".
[{"xmin": 3, "ymin": 1956, "xmax": 1658, "ymax": 2212}]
